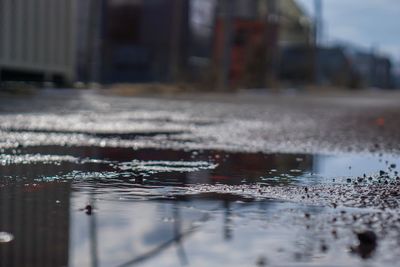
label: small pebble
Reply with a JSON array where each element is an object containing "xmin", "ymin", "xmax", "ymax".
[{"xmin": 85, "ymin": 205, "xmax": 93, "ymax": 215}]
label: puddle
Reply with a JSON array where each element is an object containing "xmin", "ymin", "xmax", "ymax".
[
  {"xmin": 3, "ymin": 145, "xmax": 398, "ymax": 187},
  {"xmin": 0, "ymin": 145, "xmax": 400, "ymax": 266}
]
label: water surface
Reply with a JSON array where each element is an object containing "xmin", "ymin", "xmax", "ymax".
[{"xmin": 0, "ymin": 145, "xmax": 399, "ymax": 267}]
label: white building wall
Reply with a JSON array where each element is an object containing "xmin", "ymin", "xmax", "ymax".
[{"xmin": 0, "ymin": 0, "xmax": 77, "ymax": 83}]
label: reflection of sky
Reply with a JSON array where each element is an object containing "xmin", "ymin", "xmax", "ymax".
[
  {"xmin": 69, "ymin": 193, "xmax": 207, "ymax": 267},
  {"xmin": 314, "ymin": 154, "xmax": 400, "ymax": 179},
  {"xmin": 65, "ymin": 151, "xmax": 400, "ymax": 266},
  {"xmin": 68, "ymin": 196, "xmax": 362, "ymax": 267},
  {"xmin": 296, "ymin": 0, "xmax": 400, "ymax": 61}
]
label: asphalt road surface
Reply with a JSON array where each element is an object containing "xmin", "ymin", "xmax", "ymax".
[{"xmin": 0, "ymin": 88, "xmax": 400, "ymax": 267}]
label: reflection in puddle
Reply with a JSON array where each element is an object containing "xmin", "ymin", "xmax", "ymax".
[{"xmin": 0, "ymin": 146, "xmax": 399, "ymax": 266}]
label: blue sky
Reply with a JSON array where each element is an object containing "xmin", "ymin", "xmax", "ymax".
[{"xmin": 296, "ymin": 0, "xmax": 400, "ymax": 62}]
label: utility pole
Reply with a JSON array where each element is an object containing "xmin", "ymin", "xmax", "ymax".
[
  {"xmin": 314, "ymin": 0, "xmax": 323, "ymax": 45},
  {"xmin": 218, "ymin": 0, "xmax": 233, "ymax": 91},
  {"xmin": 265, "ymin": 0, "xmax": 280, "ymax": 90},
  {"xmin": 86, "ymin": 0, "xmax": 103, "ymax": 86},
  {"xmin": 314, "ymin": 0, "xmax": 323, "ymax": 84},
  {"xmin": 170, "ymin": 0, "xmax": 185, "ymax": 83}
]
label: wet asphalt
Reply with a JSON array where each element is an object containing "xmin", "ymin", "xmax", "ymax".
[
  {"xmin": 1, "ymin": 88, "xmax": 400, "ymax": 154},
  {"xmin": 0, "ymin": 88, "xmax": 400, "ymax": 266}
]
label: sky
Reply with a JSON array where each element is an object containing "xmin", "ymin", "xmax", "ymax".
[{"xmin": 296, "ymin": 0, "xmax": 400, "ymax": 62}]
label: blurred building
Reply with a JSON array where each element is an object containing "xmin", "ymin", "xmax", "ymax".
[
  {"xmin": 213, "ymin": 0, "xmax": 312, "ymax": 88},
  {"xmin": 280, "ymin": 45, "xmax": 358, "ymax": 87},
  {"xmin": 280, "ymin": 43, "xmax": 395, "ymax": 89},
  {"xmin": 279, "ymin": 0, "xmax": 312, "ymax": 46},
  {"xmin": 0, "ymin": 179, "xmax": 71, "ymax": 266},
  {"xmin": 394, "ymin": 63, "xmax": 400, "ymax": 89},
  {"xmin": 345, "ymin": 48, "xmax": 394, "ymax": 89},
  {"xmin": 0, "ymin": 0, "xmax": 314, "ymax": 88},
  {"xmin": 77, "ymin": 0, "xmax": 190, "ymax": 84},
  {"xmin": 76, "ymin": 0, "xmax": 313, "ymax": 87},
  {"xmin": 318, "ymin": 47, "xmax": 357, "ymax": 87},
  {"xmin": 0, "ymin": 0, "xmax": 77, "ymax": 85}
]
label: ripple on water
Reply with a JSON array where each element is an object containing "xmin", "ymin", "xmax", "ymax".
[{"xmin": 117, "ymin": 160, "xmax": 218, "ymax": 173}]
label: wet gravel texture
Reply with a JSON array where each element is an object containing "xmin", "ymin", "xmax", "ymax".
[
  {"xmin": 1, "ymin": 89, "xmax": 400, "ymax": 266},
  {"xmin": 0, "ymin": 89, "xmax": 399, "ymax": 154}
]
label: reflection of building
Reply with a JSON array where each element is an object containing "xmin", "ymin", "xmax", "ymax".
[
  {"xmin": 0, "ymin": 180, "xmax": 71, "ymax": 266},
  {"xmin": 0, "ymin": 0, "xmax": 77, "ymax": 85}
]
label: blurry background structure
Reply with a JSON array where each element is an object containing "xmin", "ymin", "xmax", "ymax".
[
  {"xmin": 77, "ymin": 0, "xmax": 315, "ymax": 88},
  {"xmin": 0, "ymin": 0, "xmax": 398, "ymax": 90},
  {"xmin": 0, "ymin": 0, "xmax": 77, "ymax": 85}
]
